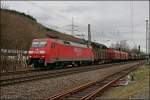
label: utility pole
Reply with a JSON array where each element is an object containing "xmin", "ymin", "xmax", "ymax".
[
  {"xmin": 88, "ymin": 24, "xmax": 91, "ymax": 47},
  {"xmin": 101, "ymin": 31, "xmax": 104, "ymax": 42},
  {"xmin": 149, "ymin": 20, "xmax": 150, "ymax": 60},
  {"xmin": 138, "ymin": 45, "xmax": 140, "ymax": 52},
  {"xmin": 146, "ymin": 19, "xmax": 148, "ymax": 58},
  {"xmin": 147, "ymin": 19, "xmax": 150, "ymax": 60},
  {"xmin": 67, "ymin": 17, "xmax": 79, "ymax": 35}
]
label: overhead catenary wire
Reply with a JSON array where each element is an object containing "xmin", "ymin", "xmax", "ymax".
[
  {"xmin": 27, "ymin": 1, "xmax": 84, "ymax": 35},
  {"xmin": 130, "ymin": 0, "xmax": 136, "ymax": 47},
  {"xmin": 28, "ymin": 1, "xmax": 65, "ymax": 31},
  {"xmin": 27, "ymin": 1, "xmax": 90, "ymax": 41}
]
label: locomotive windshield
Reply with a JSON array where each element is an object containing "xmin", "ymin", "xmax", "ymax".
[{"xmin": 31, "ymin": 41, "xmax": 47, "ymax": 47}]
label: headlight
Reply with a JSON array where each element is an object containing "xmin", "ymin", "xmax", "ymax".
[
  {"xmin": 39, "ymin": 50, "xmax": 45, "ymax": 54},
  {"xmin": 28, "ymin": 51, "xmax": 33, "ymax": 54}
]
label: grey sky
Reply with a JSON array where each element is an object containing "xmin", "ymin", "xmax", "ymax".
[{"xmin": 1, "ymin": 1, "xmax": 149, "ymax": 52}]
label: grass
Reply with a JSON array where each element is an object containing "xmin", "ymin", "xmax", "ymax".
[{"xmin": 100, "ymin": 64, "xmax": 149, "ymax": 99}]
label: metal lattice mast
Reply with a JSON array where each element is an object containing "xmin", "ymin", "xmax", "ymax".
[{"xmin": 67, "ymin": 17, "xmax": 79, "ymax": 35}]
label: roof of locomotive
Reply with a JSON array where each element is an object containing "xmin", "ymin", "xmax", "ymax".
[
  {"xmin": 32, "ymin": 38, "xmax": 90, "ymax": 48},
  {"xmin": 46, "ymin": 32, "xmax": 86, "ymax": 44},
  {"xmin": 33, "ymin": 38, "xmax": 50, "ymax": 41}
]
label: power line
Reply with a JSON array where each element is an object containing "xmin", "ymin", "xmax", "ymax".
[
  {"xmin": 28, "ymin": 2, "xmax": 63, "ymax": 31},
  {"xmin": 29, "ymin": 2, "xmax": 83, "ymax": 34},
  {"xmin": 130, "ymin": 0, "xmax": 136, "ymax": 46}
]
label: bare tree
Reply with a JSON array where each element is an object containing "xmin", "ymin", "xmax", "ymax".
[
  {"xmin": 1, "ymin": 2, "xmax": 9, "ymax": 9},
  {"xmin": 120, "ymin": 40, "xmax": 130, "ymax": 51},
  {"xmin": 110, "ymin": 40, "xmax": 130, "ymax": 51}
]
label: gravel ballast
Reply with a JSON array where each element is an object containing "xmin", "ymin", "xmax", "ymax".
[{"xmin": 0, "ymin": 62, "xmax": 139, "ymax": 100}]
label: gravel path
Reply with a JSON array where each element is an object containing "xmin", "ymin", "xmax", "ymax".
[{"xmin": 0, "ymin": 62, "xmax": 138, "ymax": 100}]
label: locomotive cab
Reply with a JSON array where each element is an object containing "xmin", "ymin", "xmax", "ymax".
[{"xmin": 27, "ymin": 39, "xmax": 49, "ymax": 67}]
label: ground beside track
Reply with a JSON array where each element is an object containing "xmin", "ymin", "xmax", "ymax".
[
  {"xmin": 96, "ymin": 64, "xmax": 149, "ymax": 100},
  {"xmin": 0, "ymin": 62, "xmax": 142, "ymax": 100}
]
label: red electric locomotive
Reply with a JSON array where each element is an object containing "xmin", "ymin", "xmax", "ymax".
[{"xmin": 27, "ymin": 38, "xmax": 94, "ymax": 68}]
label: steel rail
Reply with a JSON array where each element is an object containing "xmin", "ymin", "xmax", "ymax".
[
  {"xmin": 1, "ymin": 61, "xmax": 137, "ymax": 76},
  {"xmin": 0, "ymin": 61, "xmax": 142, "ymax": 86},
  {"xmin": 82, "ymin": 64, "xmax": 140, "ymax": 100},
  {"xmin": 0, "ymin": 62, "xmax": 124, "ymax": 76},
  {"xmin": 45, "ymin": 62, "xmax": 143, "ymax": 100}
]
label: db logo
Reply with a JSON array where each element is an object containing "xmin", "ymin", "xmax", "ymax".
[{"xmin": 74, "ymin": 48, "xmax": 81, "ymax": 52}]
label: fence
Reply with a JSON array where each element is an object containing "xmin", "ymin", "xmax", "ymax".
[{"xmin": 0, "ymin": 49, "xmax": 33, "ymax": 73}]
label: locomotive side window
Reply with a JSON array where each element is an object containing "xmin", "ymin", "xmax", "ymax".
[
  {"xmin": 51, "ymin": 43, "xmax": 56, "ymax": 48},
  {"xmin": 39, "ymin": 41, "xmax": 47, "ymax": 47},
  {"xmin": 63, "ymin": 41, "xmax": 70, "ymax": 45}
]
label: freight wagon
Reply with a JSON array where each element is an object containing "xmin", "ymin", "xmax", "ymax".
[{"xmin": 91, "ymin": 42, "xmax": 107, "ymax": 64}]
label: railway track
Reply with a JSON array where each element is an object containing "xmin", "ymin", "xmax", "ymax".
[
  {"xmin": 0, "ymin": 61, "xmax": 131, "ymax": 77},
  {"xmin": 45, "ymin": 62, "xmax": 143, "ymax": 100},
  {"xmin": 0, "ymin": 61, "xmax": 143, "ymax": 86}
]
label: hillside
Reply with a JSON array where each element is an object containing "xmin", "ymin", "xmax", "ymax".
[{"xmin": 0, "ymin": 9, "xmax": 85, "ymax": 50}]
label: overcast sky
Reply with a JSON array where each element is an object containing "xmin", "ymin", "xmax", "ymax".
[{"xmin": 1, "ymin": 1, "xmax": 149, "ymax": 52}]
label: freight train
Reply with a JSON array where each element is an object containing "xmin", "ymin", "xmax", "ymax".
[{"xmin": 27, "ymin": 38, "xmax": 144, "ymax": 68}]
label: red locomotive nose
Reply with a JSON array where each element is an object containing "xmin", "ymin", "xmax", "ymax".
[
  {"xmin": 28, "ymin": 40, "xmax": 47, "ymax": 58},
  {"xmin": 28, "ymin": 50, "xmax": 46, "ymax": 58}
]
